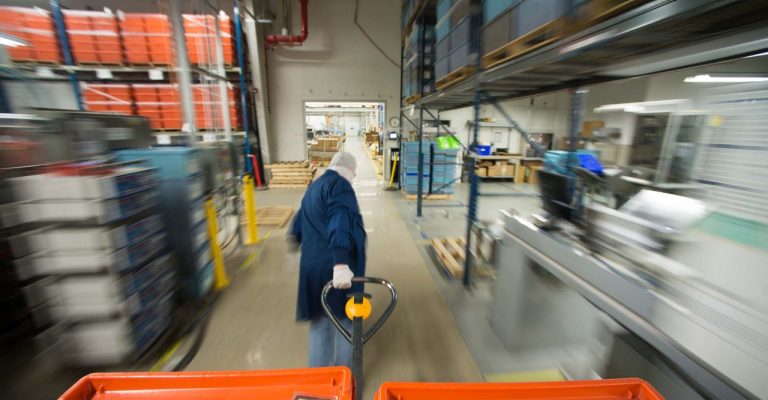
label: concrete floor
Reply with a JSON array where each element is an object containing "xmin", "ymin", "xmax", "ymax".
[
  {"xmin": 187, "ymin": 136, "xmax": 483, "ymax": 398},
  {"xmin": 187, "ymin": 136, "xmax": 604, "ymax": 396}
]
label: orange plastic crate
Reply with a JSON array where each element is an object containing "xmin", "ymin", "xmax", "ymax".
[
  {"xmin": 59, "ymin": 368, "xmax": 353, "ymax": 400},
  {"xmin": 82, "ymin": 83, "xmax": 133, "ymax": 115},
  {"xmin": 374, "ymin": 379, "xmax": 664, "ymax": 400},
  {"xmin": 63, "ymin": 9, "xmax": 122, "ymax": 64},
  {"xmin": 0, "ymin": 6, "xmax": 61, "ymax": 63},
  {"xmin": 119, "ymin": 13, "xmax": 173, "ymax": 65},
  {"xmin": 183, "ymin": 14, "xmax": 233, "ymax": 65}
]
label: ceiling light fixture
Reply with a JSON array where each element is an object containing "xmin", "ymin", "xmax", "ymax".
[
  {"xmin": 594, "ymin": 99, "xmax": 689, "ymax": 114},
  {"xmin": 684, "ymin": 74, "xmax": 768, "ymax": 83},
  {"xmin": 0, "ymin": 33, "xmax": 29, "ymax": 48}
]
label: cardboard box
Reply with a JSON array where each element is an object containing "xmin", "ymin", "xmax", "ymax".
[
  {"xmin": 581, "ymin": 120, "xmax": 605, "ymax": 137},
  {"xmin": 526, "ymin": 165, "xmax": 543, "ymax": 185},
  {"xmin": 489, "ymin": 161, "xmax": 515, "ymax": 177}
]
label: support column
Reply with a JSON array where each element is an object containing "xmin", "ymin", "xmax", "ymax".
[
  {"xmin": 245, "ymin": 17, "xmax": 272, "ymax": 164},
  {"xmin": 213, "ymin": 13, "xmax": 232, "ymax": 141},
  {"xmin": 463, "ymin": 0, "xmax": 484, "ymax": 288},
  {"xmin": 169, "ymin": 0, "xmax": 197, "ymax": 142}
]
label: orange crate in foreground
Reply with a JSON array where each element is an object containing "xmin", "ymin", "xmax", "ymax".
[
  {"xmin": 59, "ymin": 367, "xmax": 353, "ymax": 400},
  {"xmin": 374, "ymin": 379, "xmax": 664, "ymax": 400}
]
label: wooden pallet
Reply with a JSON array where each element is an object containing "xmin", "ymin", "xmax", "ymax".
[
  {"xmin": 127, "ymin": 62, "xmax": 172, "ymax": 68},
  {"xmin": 431, "ymin": 238, "xmax": 467, "ymax": 278},
  {"xmin": 405, "ymin": 193, "xmax": 453, "ymax": 200},
  {"xmin": 404, "ymin": 94, "xmax": 421, "ymax": 105},
  {"xmin": 576, "ymin": 0, "xmax": 651, "ymax": 28},
  {"xmin": 271, "ymin": 171, "xmax": 315, "ymax": 177},
  {"xmin": 268, "ymin": 183, "xmax": 311, "ymax": 188},
  {"xmin": 12, "ymin": 59, "xmax": 61, "ymax": 66},
  {"xmin": 266, "ymin": 161, "xmax": 311, "ymax": 169},
  {"xmin": 241, "ymin": 206, "xmax": 294, "ymax": 227},
  {"xmin": 482, "ymin": 18, "xmax": 571, "ymax": 70},
  {"xmin": 270, "ymin": 179, "xmax": 312, "ymax": 185},
  {"xmin": 435, "ymin": 66, "xmax": 475, "ymax": 91},
  {"xmin": 431, "ymin": 237, "xmax": 494, "ymax": 279},
  {"xmin": 77, "ymin": 61, "xmax": 125, "ymax": 67}
]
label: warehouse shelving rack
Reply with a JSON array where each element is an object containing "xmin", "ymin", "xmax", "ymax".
[
  {"xmin": 0, "ymin": 0, "xmax": 262, "ymax": 171},
  {"xmin": 399, "ymin": 1, "xmax": 767, "ymax": 399},
  {"xmin": 399, "ymin": 0, "xmax": 768, "ymax": 287}
]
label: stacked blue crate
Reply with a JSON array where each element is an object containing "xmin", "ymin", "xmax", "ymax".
[
  {"xmin": 401, "ymin": 142, "xmax": 431, "ymax": 194},
  {"xmin": 431, "ymin": 145, "xmax": 459, "ymax": 194},
  {"xmin": 114, "ymin": 147, "xmax": 213, "ymax": 300}
]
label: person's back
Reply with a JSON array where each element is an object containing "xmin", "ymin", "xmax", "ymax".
[{"xmin": 290, "ymin": 152, "xmax": 366, "ymax": 367}]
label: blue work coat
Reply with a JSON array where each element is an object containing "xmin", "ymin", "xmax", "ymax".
[{"xmin": 290, "ymin": 169, "xmax": 366, "ymax": 321}]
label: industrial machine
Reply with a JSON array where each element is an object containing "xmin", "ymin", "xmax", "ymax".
[
  {"xmin": 489, "ymin": 162, "xmax": 766, "ymax": 400},
  {"xmin": 624, "ymin": 113, "xmax": 707, "ymax": 190}
]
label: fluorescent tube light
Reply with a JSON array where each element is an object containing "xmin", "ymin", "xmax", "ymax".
[
  {"xmin": 594, "ymin": 99, "xmax": 689, "ymax": 114},
  {"xmin": 684, "ymin": 74, "xmax": 768, "ymax": 83},
  {"xmin": 0, "ymin": 33, "xmax": 29, "ymax": 48}
]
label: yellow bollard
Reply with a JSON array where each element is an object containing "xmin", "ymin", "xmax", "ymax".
[
  {"xmin": 243, "ymin": 175, "xmax": 260, "ymax": 245},
  {"xmin": 205, "ymin": 198, "xmax": 229, "ymax": 290}
]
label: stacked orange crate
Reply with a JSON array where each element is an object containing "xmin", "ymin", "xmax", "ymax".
[
  {"xmin": 183, "ymin": 14, "xmax": 233, "ymax": 65},
  {"xmin": 63, "ymin": 10, "xmax": 122, "ymax": 65},
  {"xmin": 155, "ymin": 84, "xmax": 182, "ymax": 130},
  {"xmin": 81, "ymin": 83, "xmax": 133, "ymax": 115},
  {"xmin": 132, "ymin": 84, "xmax": 163, "ymax": 130},
  {"xmin": 0, "ymin": 7, "xmax": 61, "ymax": 63},
  {"xmin": 192, "ymin": 84, "xmax": 239, "ymax": 130},
  {"xmin": 118, "ymin": 13, "xmax": 174, "ymax": 65}
]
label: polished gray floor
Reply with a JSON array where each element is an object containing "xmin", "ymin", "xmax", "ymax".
[{"xmin": 187, "ymin": 136, "xmax": 483, "ymax": 399}]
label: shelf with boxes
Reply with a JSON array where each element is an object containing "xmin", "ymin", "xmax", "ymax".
[
  {"xmin": 307, "ymin": 136, "xmax": 343, "ymax": 166},
  {"xmin": 400, "ymin": 141, "xmax": 459, "ymax": 195},
  {"xmin": 82, "ymin": 83, "xmax": 241, "ymax": 131},
  {"xmin": 416, "ymin": 0, "xmax": 768, "ymax": 111},
  {"xmin": 0, "ymin": 6, "xmax": 235, "ymax": 68},
  {"xmin": 4, "ymin": 162, "xmax": 175, "ymax": 366},
  {"xmin": 113, "ymin": 147, "xmax": 214, "ymax": 301}
]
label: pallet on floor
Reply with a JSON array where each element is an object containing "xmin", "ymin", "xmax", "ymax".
[
  {"xmin": 267, "ymin": 160, "xmax": 316, "ymax": 188},
  {"xmin": 431, "ymin": 237, "xmax": 467, "ymax": 278},
  {"xmin": 482, "ymin": 18, "xmax": 571, "ymax": 70},
  {"xmin": 404, "ymin": 193, "xmax": 453, "ymax": 200},
  {"xmin": 435, "ymin": 66, "xmax": 475, "ymax": 91},
  {"xmin": 269, "ymin": 178, "xmax": 312, "ymax": 185},
  {"xmin": 241, "ymin": 206, "xmax": 294, "ymax": 227},
  {"xmin": 266, "ymin": 161, "xmax": 312, "ymax": 169},
  {"xmin": 267, "ymin": 183, "xmax": 310, "ymax": 188},
  {"xmin": 431, "ymin": 237, "xmax": 493, "ymax": 280}
]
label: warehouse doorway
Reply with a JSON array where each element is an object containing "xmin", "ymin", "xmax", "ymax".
[{"xmin": 303, "ymin": 101, "xmax": 385, "ymax": 163}]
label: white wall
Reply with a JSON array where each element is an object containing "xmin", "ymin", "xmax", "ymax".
[
  {"xmin": 266, "ymin": 0, "xmax": 400, "ymax": 161},
  {"xmin": 439, "ymin": 91, "xmax": 571, "ymax": 153}
]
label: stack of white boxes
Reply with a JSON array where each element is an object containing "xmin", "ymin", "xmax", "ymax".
[{"xmin": 6, "ymin": 165, "xmax": 175, "ymax": 366}]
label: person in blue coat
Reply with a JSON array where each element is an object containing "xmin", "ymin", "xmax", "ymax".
[{"xmin": 290, "ymin": 151, "xmax": 366, "ymax": 368}]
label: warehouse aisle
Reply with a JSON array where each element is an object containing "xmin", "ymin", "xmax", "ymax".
[{"xmin": 187, "ymin": 135, "xmax": 482, "ymax": 398}]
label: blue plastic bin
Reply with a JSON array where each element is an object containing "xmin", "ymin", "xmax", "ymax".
[{"xmin": 475, "ymin": 144, "xmax": 492, "ymax": 155}]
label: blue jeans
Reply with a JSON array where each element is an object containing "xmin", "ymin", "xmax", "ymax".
[{"xmin": 308, "ymin": 315, "xmax": 352, "ymax": 368}]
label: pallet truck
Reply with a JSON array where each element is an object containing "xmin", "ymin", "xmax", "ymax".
[{"xmin": 322, "ymin": 277, "xmax": 397, "ymax": 400}]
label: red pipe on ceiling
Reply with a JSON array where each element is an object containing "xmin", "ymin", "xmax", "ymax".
[{"xmin": 266, "ymin": 0, "xmax": 308, "ymax": 45}]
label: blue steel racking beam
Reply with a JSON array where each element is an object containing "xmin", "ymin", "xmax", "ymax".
[
  {"xmin": 415, "ymin": 9, "xmax": 427, "ymax": 218},
  {"xmin": 49, "ymin": 0, "xmax": 83, "ymax": 110},
  {"xmin": 234, "ymin": 1, "xmax": 253, "ymax": 174},
  {"xmin": 462, "ymin": 0, "xmax": 484, "ymax": 288}
]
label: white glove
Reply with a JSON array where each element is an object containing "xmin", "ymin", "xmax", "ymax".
[{"xmin": 332, "ymin": 264, "xmax": 354, "ymax": 289}]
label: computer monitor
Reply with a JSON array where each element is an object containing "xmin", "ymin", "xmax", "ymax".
[{"xmin": 538, "ymin": 169, "xmax": 573, "ymax": 221}]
